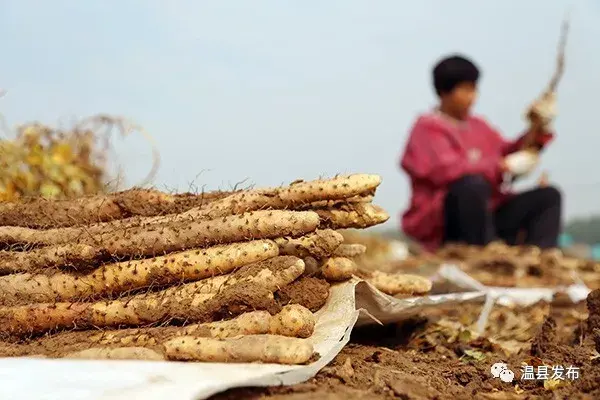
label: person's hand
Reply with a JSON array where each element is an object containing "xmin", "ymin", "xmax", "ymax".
[
  {"xmin": 526, "ymin": 91, "xmax": 557, "ymax": 130},
  {"xmin": 503, "ymin": 150, "xmax": 540, "ymax": 177},
  {"xmin": 538, "ymin": 171, "xmax": 549, "ymax": 187}
]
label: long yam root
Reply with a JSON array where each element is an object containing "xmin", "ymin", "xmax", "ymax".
[
  {"xmin": 0, "ymin": 210, "xmax": 319, "ymax": 256},
  {"xmin": 321, "ymin": 257, "xmax": 358, "ymax": 281},
  {"xmin": 0, "ymin": 189, "xmax": 177, "ymax": 229},
  {"xmin": 0, "ymin": 244, "xmax": 110, "ymax": 274},
  {"xmin": 316, "ymin": 203, "xmax": 389, "ymax": 229},
  {"xmin": 181, "ymin": 174, "xmax": 382, "ymax": 219},
  {"xmin": 159, "ymin": 256, "xmax": 305, "ymax": 299},
  {"xmin": 0, "ymin": 240, "xmax": 279, "ymax": 305},
  {"xmin": 275, "ymin": 229, "xmax": 343, "ymax": 259},
  {"xmin": 163, "ymin": 334, "xmax": 314, "ymax": 364},
  {"xmin": 63, "ymin": 347, "xmax": 165, "ymax": 361}
]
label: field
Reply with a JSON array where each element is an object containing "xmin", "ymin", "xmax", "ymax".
[
  {"xmin": 214, "ymin": 297, "xmax": 598, "ymax": 399},
  {"xmin": 0, "ymin": 164, "xmax": 597, "ymax": 399}
]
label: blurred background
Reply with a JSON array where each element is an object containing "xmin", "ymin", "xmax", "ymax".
[{"xmin": 0, "ymin": 0, "xmax": 598, "ymax": 249}]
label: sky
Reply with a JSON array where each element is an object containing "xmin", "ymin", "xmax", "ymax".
[{"xmin": 0, "ymin": 0, "xmax": 598, "ymax": 230}]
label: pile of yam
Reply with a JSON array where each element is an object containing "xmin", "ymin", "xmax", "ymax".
[{"xmin": 0, "ymin": 173, "xmax": 432, "ymax": 365}]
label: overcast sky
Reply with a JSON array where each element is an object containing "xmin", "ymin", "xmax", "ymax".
[{"xmin": 0, "ymin": 1, "xmax": 598, "ymax": 229}]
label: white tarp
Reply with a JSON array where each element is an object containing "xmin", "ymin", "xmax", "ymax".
[
  {"xmin": 433, "ymin": 263, "xmax": 592, "ymax": 306},
  {"xmin": 0, "ymin": 280, "xmax": 484, "ymax": 400},
  {"xmin": 431, "ymin": 263, "xmax": 593, "ymax": 334}
]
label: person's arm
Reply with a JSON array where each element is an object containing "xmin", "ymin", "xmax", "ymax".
[
  {"xmin": 502, "ymin": 128, "xmax": 555, "ymax": 155},
  {"xmin": 400, "ymin": 119, "xmax": 504, "ymax": 187}
]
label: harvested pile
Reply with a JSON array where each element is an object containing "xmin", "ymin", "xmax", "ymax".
[
  {"xmin": 0, "ymin": 173, "xmax": 433, "ymax": 365},
  {"xmin": 348, "ymin": 236, "xmax": 600, "ymax": 290},
  {"xmin": 437, "ymin": 242, "xmax": 600, "ymax": 289}
]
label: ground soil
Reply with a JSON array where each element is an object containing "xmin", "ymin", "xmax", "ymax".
[{"xmin": 212, "ymin": 291, "xmax": 600, "ymax": 400}]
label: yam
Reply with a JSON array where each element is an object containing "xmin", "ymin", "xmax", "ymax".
[
  {"xmin": 0, "ymin": 174, "xmax": 380, "ymax": 248},
  {"xmin": 0, "ymin": 257, "xmax": 303, "ymax": 336},
  {"xmin": 0, "ymin": 189, "xmax": 177, "ymax": 229},
  {"xmin": 269, "ymin": 304, "xmax": 315, "ymax": 338},
  {"xmin": 333, "ymin": 243, "xmax": 367, "ymax": 258},
  {"xmin": 0, "ymin": 240, "xmax": 279, "ymax": 304},
  {"xmin": 84, "ymin": 310, "xmax": 273, "ymax": 347},
  {"xmin": 367, "ymin": 271, "xmax": 432, "ymax": 295},
  {"xmin": 321, "ymin": 257, "xmax": 358, "ymax": 281},
  {"xmin": 162, "ymin": 256, "xmax": 305, "ymax": 299},
  {"xmin": 0, "ymin": 210, "xmax": 319, "ymax": 256},
  {"xmin": 63, "ymin": 347, "xmax": 165, "ymax": 361},
  {"xmin": 39, "ymin": 304, "xmax": 312, "ymax": 356},
  {"xmin": 185, "ymin": 174, "xmax": 382, "ymax": 219},
  {"xmin": 298, "ymin": 194, "xmax": 374, "ymax": 210},
  {"xmin": 275, "ymin": 229, "xmax": 343, "ymax": 259},
  {"xmin": 0, "ymin": 244, "xmax": 110, "ymax": 275},
  {"xmin": 163, "ymin": 334, "xmax": 314, "ymax": 364},
  {"xmin": 316, "ymin": 203, "xmax": 389, "ymax": 229}
]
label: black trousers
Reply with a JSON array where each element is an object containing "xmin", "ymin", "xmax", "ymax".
[{"xmin": 443, "ymin": 175, "xmax": 561, "ymax": 249}]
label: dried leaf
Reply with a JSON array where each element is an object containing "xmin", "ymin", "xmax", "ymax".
[
  {"xmin": 461, "ymin": 349, "xmax": 487, "ymax": 363},
  {"xmin": 544, "ymin": 378, "xmax": 567, "ymax": 391}
]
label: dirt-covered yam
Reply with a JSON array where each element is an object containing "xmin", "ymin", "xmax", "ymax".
[
  {"xmin": 0, "ymin": 244, "xmax": 110, "ymax": 275},
  {"xmin": 302, "ymin": 257, "xmax": 320, "ymax": 276},
  {"xmin": 159, "ymin": 256, "xmax": 305, "ymax": 300},
  {"xmin": 321, "ymin": 257, "xmax": 358, "ymax": 281},
  {"xmin": 163, "ymin": 334, "xmax": 314, "ymax": 364},
  {"xmin": 0, "ymin": 189, "xmax": 177, "ymax": 229},
  {"xmin": 316, "ymin": 203, "xmax": 389, "ymax": 230},
  {"xmin": 275, "ymin": 229, "xmax": 343, "ymax": 259},
  {"xmin": 276, "ymin": 276, "xmax": 330, "ymax": 312},
  {"xmin": 0, "ymin": 210, "xmax": 319, "ymax": 256},
  {"xmin": 202, "ymin": 174, "xmax": 381, "ymax": 214}
]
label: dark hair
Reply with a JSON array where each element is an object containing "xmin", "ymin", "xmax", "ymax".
[{"xmin": 432, "ymin": 55, "xmax": 480, "ymax": 96}]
